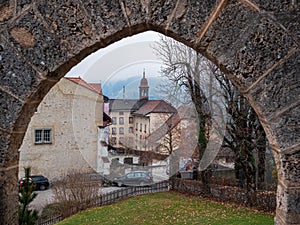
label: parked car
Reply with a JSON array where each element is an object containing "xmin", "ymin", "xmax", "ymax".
[
  {"xmin": 19, "ymin": 175, "xmax": 50, "ymax": 191},
  {"xmin": 113, "ymin": 171, "xmax": 153, "ymax": 187}
]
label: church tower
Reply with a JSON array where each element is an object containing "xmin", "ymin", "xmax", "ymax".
[{"xmin": 139, "ymin": 70, "xmax": 149, "ymax": 100}]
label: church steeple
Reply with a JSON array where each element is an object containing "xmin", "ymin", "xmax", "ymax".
[{"xmin": 139, "ymin": 69, "xmax": 149, "ymax": 100}]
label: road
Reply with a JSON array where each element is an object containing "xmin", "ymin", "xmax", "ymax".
[
  {"xmin": 30, "ymin": 173, "xmax": 168, "ymax": 212},
  {"xmin": 30, "ymin": 186, "xmax": 122, "ymax": 212}
]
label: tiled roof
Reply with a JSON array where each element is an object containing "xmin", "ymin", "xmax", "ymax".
[
  {"xmin": 89, "ymin": 83, "xmax": 103, "ymax": 95},
  {"xmin": 66, "ymin": 77, "xmax": 102, "ymax": 95},
  {"xmin": 109, "ymin": 99, "xmax": 147, "ymax": 111},
  {"xmin": 133, "ymin": 100, "xmax": 177, "ymax": 116}
]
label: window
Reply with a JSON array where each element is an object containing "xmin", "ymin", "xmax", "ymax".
[
  {"xmin": 140, "ymin": 123, "xmax": 142, "ymax": 131},
  {"xmin": 144, "ymin": 125, "xmax": 147, "ymax": 133},
  {"xmin": 127, "ymin": 172, "xmax": 134, "ymax": 178},
  {"xmin": 110, "ymin": 137, "xmax": 116, "ymax": 145},
  {"xmin": 119, "ymin": 137, "xmax": 124, "ymax": 144},
  {"xmin": 129, "ymin": 117, "xmax": 133, "ymax": 124},
  {"xmin": 129, "ymin": 127, "xmax": 133, "ymax": 133},
  {"xmin": 135, "ymin": 123, "xmax": 138, "ymax": 131},
  {"xmin": 111, "ymin": 127, "xmax": 117, "ymax": 135},
  {"xmin": 34, "ymin": 129, "xmax": 52, "ymax": 144},
  {"xmin": 119, "ymin": 117, "xmax": 124, "ymax": 125},
  {"xmin": 119, "ymin": 127, "xmax": 124, "ymax": 134},
  {"xmin": 112, "ymin": 117, "xmax": 116, "ymax": 125},
  {"xmin": 142, "ymin": 89, "xmax": 147, "ymax": 96},
  {"xmin": 124, "ymin": 158, "xmax": 133, "ymax": 165}
]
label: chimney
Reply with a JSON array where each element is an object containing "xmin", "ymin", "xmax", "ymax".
[{"xmin": 123, "ymin": 85, "xmax": 125, "ymax": 100}]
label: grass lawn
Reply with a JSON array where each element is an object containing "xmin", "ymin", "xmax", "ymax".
[{"xmin": 57, "ymin": 191, "xmax": 274, "ymax": 225}]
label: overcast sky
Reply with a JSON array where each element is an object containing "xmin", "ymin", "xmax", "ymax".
[{"xmin": 66, "ymin": 31, "xmax": 163, "ymax": 84}]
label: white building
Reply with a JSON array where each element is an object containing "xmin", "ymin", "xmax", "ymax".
[{"xmin": 19, "ymin": 77, "xmax": 104, "ymax": 180}]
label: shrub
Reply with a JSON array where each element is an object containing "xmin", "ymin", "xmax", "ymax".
[{"xmin": 51, "ymin": 171, "xmax": 101, "ymax": 218}]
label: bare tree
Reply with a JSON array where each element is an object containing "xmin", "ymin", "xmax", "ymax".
[
  {"xmin": 153, "ymin": 36, "xmax": 213, "ymax": 185},
  {"xmin": 153, "ymin": 35, "xmax": 267, "ymax": 195},
  {"xmin": 155, "ymin": 78, "xmax": 192, "ymax": 109},
  {"xmin": 214, "ymin": 71, "xmax": 267, "ymax": 195}
]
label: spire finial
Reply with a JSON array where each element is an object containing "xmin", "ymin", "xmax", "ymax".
[{"xmin": 143, "ymin": 68, "xmax": 145, "ymax": 78}]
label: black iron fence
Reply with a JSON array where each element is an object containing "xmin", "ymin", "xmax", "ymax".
[{"xmin": 37, "ymin": 180, "xmax": 169, "ymax": 225}]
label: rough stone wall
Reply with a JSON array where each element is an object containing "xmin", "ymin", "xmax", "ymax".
[
  {"xmin": 18, "ymin": 78, "xmax": 103, "ymax": 180},
  {"xmin": 0, "ymin": 0, "xmax": 299, "ymax": 224}
]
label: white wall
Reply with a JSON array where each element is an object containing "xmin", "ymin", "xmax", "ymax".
[{"xmin": 19, "ymin": 78, "xmax": 103, "ymax": 180}]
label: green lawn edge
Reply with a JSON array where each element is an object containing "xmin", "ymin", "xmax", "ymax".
[{"xmin": 57, "ymin": 191, "xmax": 274, "ymax": 225}]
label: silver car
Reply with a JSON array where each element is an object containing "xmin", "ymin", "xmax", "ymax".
[{"xmin": 113, "ymin": 171, "xmax": 153, "ymax": 187}]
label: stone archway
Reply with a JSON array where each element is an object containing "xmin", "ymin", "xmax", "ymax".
[{"xmin": 0, "ymin": 1, "xmax": 299, "ymax": 224}]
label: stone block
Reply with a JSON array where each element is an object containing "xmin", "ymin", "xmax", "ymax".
[
  {"xmin": 0, "ymin": 166, "xmax": 19, "ymax": 225},
  {"xmin": 37, "ymin": 0, "xmax": 95, "ymax": 56},
  {"xmin": 167, "ymin": 0, "xmax": 217, "ymax": 44},
  {"xmin": 253, "ymin": 0, "xmax": 300, "ymax": 44},
  {"xmin": 250, "ymin": 51, "xmax": 300, "ymax": 118},
  {"xmin": 82, "ymin": 0, "xmax": 127, "ymax": 40},
  {"xmin": 16, "ymin": 0, "xmax": 33, "ymax": 14},
  {"xmin": 0, "ymin": 37, "xmax": 42, "ymax": 99},
  {"xmin": 0, "ymin": 1, "xmax": 13, "ymax": 25},
  {"xmin": 252, "ymin": 0, "xmax": 297, "ymax": 13},
  {"xmin": 5, "ymin": 8, "xmax": 69, "ymax": 73},
  {"xmin": 119, "ymin": 0, "xmax": 148, "ymax": 30},
  {"xmin": 0, "ymin": 130, "xmax": 24, "ymax": 167},
  {"xmin": 0, "ymin": 91, "xmax": 23, "ymax": 131},
  {"xmin": 275, "ymin": 9, "xmax": 300, "ymax": 44},
  {"xmin": 280, "ymin": 150, "xmax": 300, "ymax": 185},
  {"xmin": 276, "ymin": 184, "xmax": 300, "ymax": 224},
  {"xmin": 285, "ymin": 189, "xmax": 300, "ymax": 223},
  {"xmin": 0, "ymin": 131, "xmax": 10, "ymax": 166},
  {"xmin": 198, "ymin": 3, "xmax": 296, "ymax": 91},
  {"xmin": 269, "ymin": 104, "xmax": 300, "ymax": 150},
  {"xmin": 148, "ymin": 0, "xmax": 177, "ymax": 30},
  {"xmin": 198, "ymin": 3, "xmax": 258, "ymax": 60},
  {"xmin": 0, "ymin": 78, "xmax": 56, "ymax": 136}
]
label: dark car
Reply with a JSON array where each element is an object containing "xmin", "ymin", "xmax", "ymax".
[
  {"xmin": 19, "ymin": 175, "xmax": 50, "ymax": 191},
  {"xmin": 113, "ymin": 171, "xmax": 153, "ymax": 187}
]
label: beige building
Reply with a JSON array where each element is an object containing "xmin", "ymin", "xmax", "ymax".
[
  {"xmin": 108, "ymin": 73, "xmax": 177, "ymax": 154},
  {"xmin": 19, "ymin": 77, "xmax": 104, "ymax": 180}
]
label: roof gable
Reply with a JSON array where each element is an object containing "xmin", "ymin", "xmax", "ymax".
[
  {"xmin": 66, "ymin": 77, "xmax": 102, "ymax": 95},
  {"xmin": 133, "ymin": 100, "xmax": 177, "ymax": 116},
  {"xmin": 89, "ymin": 83, "xmax": 103, "ymax": 95},
  {"xmin": 109, "ymin": 99, "xmax": 147, "ymax": 111}
]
